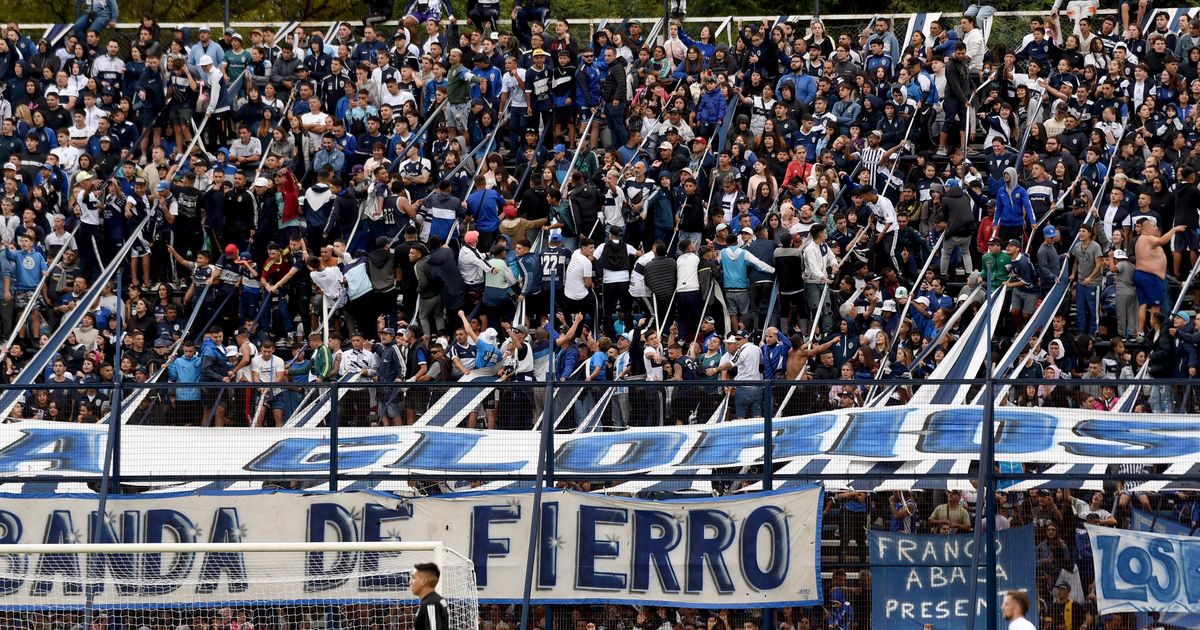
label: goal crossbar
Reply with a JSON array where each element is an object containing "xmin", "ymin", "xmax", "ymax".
[{"xmin": 0, "ymin": 542, "xmax": 445, "ymax": 554}]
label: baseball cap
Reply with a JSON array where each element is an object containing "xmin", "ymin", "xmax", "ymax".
[
  {"xmin": 512, "ymin": 325, "xmax": 530, "ymax": 335},
  {"xmin": 224, "ymin": 345, "xmax": 238, "ymax": 357},
  {"xmin": 1006, "ymin": 238, "xmax": 1022, "ymax": 249},
  {"xmin": 715, "ymin": 223, "xmax": 729, "ymax": 232},
  {"xmin": 552, "ymin": 143, "xmax": 566, "ymax": 153},
  {"xmin": 1113, "ymin": 249, "xmax": 1128, "ymax": 260},
  {"xmin": 156, "ymin": 181, "xmax": 170, "ymax": 192},
  {"xmin": 464, "ymin": 231, "xmax": 479, "ymax": 245},
  {"xmin": 254, "ymin": 177, "xmax": 270, "ymax": 187},
  {"xmin": 199, "ymin": 55, "xmax": 214, "ymax": 67},
  {"xmin": 739, "ymin": 227, "xmax": 754, "ymax": 236},
  {"xmin": 659, "ymin": 141, "xmax": 673, "ymax": 150},
  {"xmin": 894, "ymin": 287, "xmax": 909, "ymax": 299},
  {"xmin": 915, "ymin": 296, "xmax": 931, "ymax": 306},
  {"xmin": 381, "ymin": 327, "xmax": 396, "ymax": 336},
  {"xmin": 549, "ymin": 229, "xmax": 563, "ymax": 241},
  {"xmin": 1043, "ymin": 225, "xmax": 1058, "ymax": 239},
  {"xmin": 1173, "ymin": 311, "xmax": 1191, "ymax": 324},
  {"xmin": 153, "ymin": 338, "xmax": 171, "ymax": 348},
  {"xmin": 532, "ymin": 48, "xmax": 548, "ymax": 57},
  {"xmin": 198, "ymin": 25, "xmax": 211, "ymax": 32}
]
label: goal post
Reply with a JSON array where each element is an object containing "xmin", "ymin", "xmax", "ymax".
[{"xmin": 0, "ymin": 541, "xmax": 478, "ymax": 630}]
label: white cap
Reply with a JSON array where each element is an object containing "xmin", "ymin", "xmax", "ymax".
[
  {"xmin": 915, "ymin": 296, "xmax": 931, "ymax": 306},
  {"xmin": 253, "ymin": 177, "xmax": 270, "ymax": 187},
  {"xmin": 882, "ymin": 299, "xmax": 897, "ymax": 312},
  {"xmin": 715, "ymin": 223, "xmax": 729, "ymax": 232},
  {"xmin": 224, "ymin": 345, "xmax": 238, "ymax": 357},
  {"xmin": 1113, "ymin": 249, "xmax": 1128, "ymax": 260},
  {"xmin": 199, "ymin": 55, "xmax": 214, "ymax": 67}
]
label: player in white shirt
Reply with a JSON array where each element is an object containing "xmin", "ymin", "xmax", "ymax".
[{"xmin": 1002, "ymin": 591, "xmax": 1036, "ymax": 630}]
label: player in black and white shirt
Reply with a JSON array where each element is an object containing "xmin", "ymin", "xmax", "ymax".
[{"xmin": 411, "ymin": 563, "xmax": 450, "ymax": 630}]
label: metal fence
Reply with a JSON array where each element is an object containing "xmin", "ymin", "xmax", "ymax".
[
  {"xmin": 3, "ymin": 376, "xmax": 1195, "ymax": 488},
  {"xmin": 22, "ymin": 9, "xmax": 1115, "ymax": 63}
]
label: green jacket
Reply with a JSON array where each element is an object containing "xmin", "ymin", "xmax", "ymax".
[
  {"xmin": 981, "ymin": 251, "xmax": 1011, "ymax": 290},
  {"xmin": 447, "ymin": 64, "xmax": 478, "ymax": 105}
]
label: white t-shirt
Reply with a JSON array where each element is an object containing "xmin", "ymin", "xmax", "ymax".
[
  {"xmin": 310, "ymin": 265, "xmax": 345, "ymax": 298},
  {"xmin": 643, "ymin": 346, "xmax": 664, "ymax": 381},
  {"xmin": 501, "ymin": 68, "xmax": 528, "ymax": 109},
  {"xmin": 251, "ymin": 354, "xmax": 285, "ymax": 394},
  {"xmin": 721, "ymin": 343, "xmax": 763, "ymax": 381},
  {"xmin": 870, "ymin": 197, "xmax": 898, "ymax": 234},
  {"xmin": 1007, "ymin": 616, "xmax": 1036, "ymax": 630},
  {"xmin": 564, "ymin": 250, "xmax": 593, "ymax": 300},
  {"xmin": 300, "ymin": 111, "xmax": 332, "ymax": 148}
]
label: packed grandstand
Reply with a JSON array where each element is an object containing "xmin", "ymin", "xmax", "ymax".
[{"xmin": 0, "ymin": 0, "xmax": 1199, "ymax": 628}]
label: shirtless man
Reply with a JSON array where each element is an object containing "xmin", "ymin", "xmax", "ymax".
[
  {"xmin": 785, "ymin": 334, "xmax": 838, "ymax": 379},
  {"xmin": 1134, "ymin": 217, "xmax": 1185, "ymax": 340}
]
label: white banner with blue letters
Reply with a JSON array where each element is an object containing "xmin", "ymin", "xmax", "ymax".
[
  {"xmin": 1, "ymin": 406, "xmax": 1198, "ymax": 481},
  {"xmin": 1086, "ymin": 524, "xmax": 1200, "ymax": 615},
  {"xmin": 0, "ymin": 488, "xmax": 823, "ymax": 608}
]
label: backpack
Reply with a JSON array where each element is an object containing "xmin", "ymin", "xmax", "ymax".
[{"xmin": 599, "ymin": 238, "xmax": 631, "ymax": 273}]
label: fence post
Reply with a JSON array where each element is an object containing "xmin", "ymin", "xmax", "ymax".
[
  {"xmin": 328, "ymin": 382, "xmax": 339, "ymax": 491},
  {"xmin": 761, "ymin": 380, "xmax": 774, "ymax": 630},
  {"xmin": 112, "ymin": 380, "xmax": 121, "ymax": 489},
  {"xmin": 520, "ymin": 258, "xmax": 559, "ymax": 630},
  {"xmin": 983, "ymin": 295, "xmax": 998, "ymax": 630},
  {"xmin": 967, "ymin": 272, "xmax": 999, "ymax": 630}
]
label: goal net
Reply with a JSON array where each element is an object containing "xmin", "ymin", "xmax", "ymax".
[{"xmin": 0, "ymin": 542, "xmax": 479, "ymax": 630}]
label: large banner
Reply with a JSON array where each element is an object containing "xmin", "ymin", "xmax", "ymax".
[
  {"xmin": 869, "ymin": 527, "xmax": 1037, "ymax": 629},
  {"xmin": 0, "ymin": 488, "xmax": 823, "ymax": 608},
  {"xmin": 1086, "ymin": 524, "xmax": 1200, "ymax": 615},
  {"xmin": 2, "ymin": 405, "xmax": 1199, "ymax": 479}
]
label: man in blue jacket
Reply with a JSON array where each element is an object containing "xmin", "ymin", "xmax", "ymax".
[
  {"xmin": 166, "ymin": 340, "xmax": 203, "ymax": 425},
  {"xmin": 992, "ymin": 166, "xmax": 1036, "ymax": 244},
  {"xmin": 777, "ymin": 56, "xmax": 816, "ymax": 106}
]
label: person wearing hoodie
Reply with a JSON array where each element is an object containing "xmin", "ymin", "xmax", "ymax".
[
  {"xmin": 696, "ymin": 75, "xmax": 727, "ymax": 138},
  {"xmin": 934, "ymin": 178, "xmax": 978, "ymax": 278},
  {"xmin": 719, "ymin": 229, "xmax": 775, "ymax": 332},
  {"xmin": 302, "ymin": 169, "xmax": 337, "ymax": 248},
  {"xmin": 777, "ymin": 55, "xmax": 816, "ymax": 106},
  {"xmin": 989, "ymin": 166, "xmax": 1036, "ymax": 244},
  {"xmin": 199, "ymin": 326, "xmax": 231, "ymax": 426}
]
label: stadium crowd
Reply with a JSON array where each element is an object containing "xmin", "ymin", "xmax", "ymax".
[
  {"xmin": 0, "ymin": 4, "xmax": 1197, "ymax": 429},
  {"xmin": 0, "ymin": 6, "xmax": 1196, "ymax": 629}
]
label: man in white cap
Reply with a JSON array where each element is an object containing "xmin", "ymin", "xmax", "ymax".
[
  {"xmin": 72, "ymin": 171, "xmax": 103, "ymax": 277},
  {"xmin": 249, "ymin": 177, "xmax": 278, "ymax": 262},
  {"xmin": 196, "ymin": 54, "xmax": 232, "ymax": 146}
]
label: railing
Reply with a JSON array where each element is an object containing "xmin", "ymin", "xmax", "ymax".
[
  {"xmin": 2, "ymin": 376, "xmax": 1193, "ymax": 489},
  {"xmin": 22, "ymin": 9, "xmax": 1120, "ymax": 66}
]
